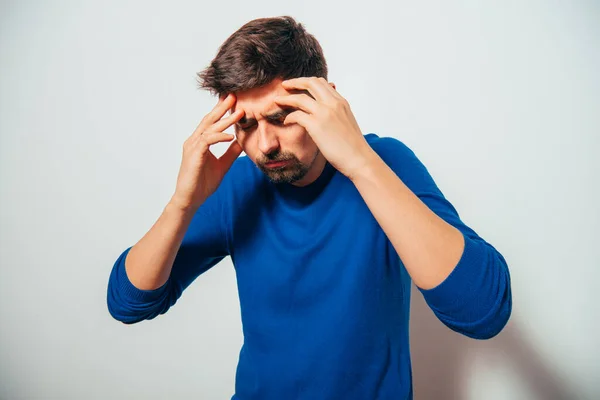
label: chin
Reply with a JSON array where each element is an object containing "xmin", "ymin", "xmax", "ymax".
[{"xmin": 260, "ymin": 164, "xmax": 309, "ymax": 184}]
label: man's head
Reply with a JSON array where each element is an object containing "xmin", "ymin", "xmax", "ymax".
[{"xmin": 196, "ymin": 16, "xmax": 330, "ymax": 186}]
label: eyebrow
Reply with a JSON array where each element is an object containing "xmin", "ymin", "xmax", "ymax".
[{"xmin": 236, "ymin": 108, "xmax": 294, "ymax": 127}]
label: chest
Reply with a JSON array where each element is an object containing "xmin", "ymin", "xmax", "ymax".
[{"xmin": 233, "ymin": 181, "xmax": 395, "ymax": 308}]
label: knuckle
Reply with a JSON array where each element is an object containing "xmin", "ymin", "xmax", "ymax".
[
  {"xmin": 204, "ymin": 110, "xmax": 217, "ymax": 121},
  {"xmin": 197, "ymin": 139, "xmax": 208, "ymax": 151},
  {"xmin": 335, "ymin": 99, "xmax": 347, "ymax": 111}
]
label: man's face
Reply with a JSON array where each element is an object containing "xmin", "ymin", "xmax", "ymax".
[{"xmin": 230, "ymin": 78, "xmax": 324, "ymax": 186}]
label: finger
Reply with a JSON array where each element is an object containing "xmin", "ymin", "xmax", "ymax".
[
  {"xmin": 281, "ymin": 77, "xmax": 332, "ymax": 102},
  {"xmin": 322, "ymin": 79, "xmax": 343, "ymax": 99},
  {"xmin": 199, "ymin": 132, "xmax": 235, "ymax": 147},
  {"xmin": 218, "ymin": 139, "xmax": 243, "ymax": 169},
  {"xmin": 273, "ymin": 93, "xmax": 318, "ymax": 115},
  {"xmin": 192, "ymin": 93, "xmax": 236, "ymax": 137},
  {"xmin": 283, "ymin": 110, "xmax": 314, "ymax": 131},
  {"xmin": 206, "ymin": 93, "xmax": 236, "ymax": 123},
  {"xmin": 211, "ymin": 108, "xmax": 245, "ymax": 133}
]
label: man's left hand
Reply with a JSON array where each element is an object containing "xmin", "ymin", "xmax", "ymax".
[{"xmin": 274, "ymin": 77, "xmax": 375, "ymax": 179}]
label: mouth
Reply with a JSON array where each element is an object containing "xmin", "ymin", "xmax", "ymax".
[{"xmin": 264, "ymin": 160, "xmax": 291, "ymax": 169}]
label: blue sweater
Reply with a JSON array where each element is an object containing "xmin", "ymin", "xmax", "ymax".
[{"xmin": 107, "ymin": 133, "xmax": 512, "ymax": 400}]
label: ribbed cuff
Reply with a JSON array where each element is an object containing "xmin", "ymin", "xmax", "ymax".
[
  {"xmin": 418, "ymin": 233, "xmax": 487, "ymax": 310},
  {"xmin": 116, "ymin": 247, "xmax": 169, "ymax": 303}
]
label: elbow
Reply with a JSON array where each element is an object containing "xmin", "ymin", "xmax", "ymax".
[
  {"xmin": 479, "ymin": 252, "xmax": 513, "ymax": 339},
  {"xmin": 106, "ymin": 283, "xmax": 158, "ymax": 324},
  {"xmin": 106, "ymin": 249, "xmax": 175, "ymax": 324},
  {"xmin": 441, "ymin": 284, "xmax": 512, "ymax": 340},
  {"xmin": 471, "ymin": 283, "xmax": 512, "ymax": 340},
  {"xmin": 456, "ymin": 264, "xmax": 513, "ymax": 340},
  {"xmin": 106, "ymin": 289, "xmax": 172, "ymax": 324},
  {"xmin": 107, "ymin": 307, "xmax": 140, "ymax": 325},
  {"xmin": 106, "ymin": 295, "xmax": 149, "ymax": 324},
  {"xmin": 106, "ymin": 276, "xmax": 175, "ymax": 324},
  {"xmin": 428, "ymin": 242, "xmax": 513, "ymax": 340}
]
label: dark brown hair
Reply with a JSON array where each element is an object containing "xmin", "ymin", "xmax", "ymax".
[{"xmin": 196, "ymin": 16, "xmax": 328, "ymax": 97}]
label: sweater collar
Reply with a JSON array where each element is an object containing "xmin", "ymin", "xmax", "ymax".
[{"xmin": 270, "ymin": 160, "xmax": 337, "ymax": 205}]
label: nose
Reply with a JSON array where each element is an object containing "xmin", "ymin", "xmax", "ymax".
[{"xmin": 257, "ymin": 122, "xmax": 279, "ymax": 155}]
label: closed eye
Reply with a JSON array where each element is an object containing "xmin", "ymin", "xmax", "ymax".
[
  {"xmin": 236, "ymin": 108, "xmax": 294, "ymax": 132},
  {"xmin": 238, "ymin": 117, "xmax": 288, "ymax": 132}
]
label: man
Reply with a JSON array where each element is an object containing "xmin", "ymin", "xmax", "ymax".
[{"xmin": 107, "ymin": 15, "xmax": 512, "ymax": 400}]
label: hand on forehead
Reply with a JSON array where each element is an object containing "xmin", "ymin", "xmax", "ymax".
[{"xmin": 229, "ymin": 85, "xmax": 314, "ymax": 115}]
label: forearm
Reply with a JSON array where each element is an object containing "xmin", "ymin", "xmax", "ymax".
[
  {"xmin": 125, "ymin": 199, "xmax": 197, "ymax": 290},
  {"xmin": 350, "ymin": 150, "xmax": 465, "ymax": 290}
]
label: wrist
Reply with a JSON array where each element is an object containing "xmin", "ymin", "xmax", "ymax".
[
  {"xmin": 345, "ymin": 146, "xmax": 381, "ymax": 182},
  {"xmin": 166, "ymin": 196, "xmax": 201, "ymax": 217}
]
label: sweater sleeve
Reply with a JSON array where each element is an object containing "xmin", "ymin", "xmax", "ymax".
[
  {"xmin": 106, "ymin": 187, "xmax": 230, "ymax": 324},
  {"xmin": 371, "ymin": 135, "xmax": 512, "ymax": 339}
]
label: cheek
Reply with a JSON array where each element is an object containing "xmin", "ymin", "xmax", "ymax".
[
  {"xmin": 293, "ymin": 127, "xmax": 316, "ymax": 148},
  {"xmin": 285, "ymin": 128, "xmax": 318, "ymax": 161},
  {"xmin": 283, "ymin": 125, "xmax": 309, "ymax": 146}
]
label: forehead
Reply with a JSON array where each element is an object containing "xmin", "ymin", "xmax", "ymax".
[{"xmin": 230, "ymin": 79, "xmax": 309, "ymax": 115}]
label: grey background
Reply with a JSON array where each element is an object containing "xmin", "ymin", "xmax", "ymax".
[{"xmin": 1, "ymin": 0, "xmax": 598, "ymax": 399}]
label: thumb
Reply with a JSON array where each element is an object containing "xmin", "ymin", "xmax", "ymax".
[{"xmin": 218, "ymin": 139, "xmax": 243, "ymax": 170}]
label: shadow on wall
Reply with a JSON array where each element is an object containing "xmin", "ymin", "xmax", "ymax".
[{"xmin": 409, "ymin": 285, "xmax": 574, "ymax": 400}]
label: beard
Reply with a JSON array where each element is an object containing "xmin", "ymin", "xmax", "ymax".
[{"xmin": 256, "ymin": 149, "xmax": 316, "ymax": 184}]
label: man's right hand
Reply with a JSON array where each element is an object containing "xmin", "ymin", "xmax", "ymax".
[{"xmin": 170, "ymin": 93, "xmax": 245, "ymax": 212}]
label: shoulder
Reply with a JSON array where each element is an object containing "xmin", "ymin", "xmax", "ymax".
[
  {"xmin": 193, "ymin": 154, "xmax": 263, "ymax": 227},
  {"xmin": 363, "ymin": 132, "xmax": 437, "ymax": 193},
  {"xmin": 213, "ymin": 154, "xmax": 266, "ymax": 204},
  {"xmin": 364, "ymin": 132, "xmax": 423, "ymax": 174},
  {"xmin": 364, "ymin": 133, "xmax": 417, "ymax": 161},
  {"xmin": 224, "ymin": 154, "xmax": 260, "ymax": 182}
]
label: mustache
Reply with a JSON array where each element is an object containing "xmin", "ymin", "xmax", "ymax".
[{"xmin": 259, "ymin": 150, "xmax": 297, "ymax": 163}]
